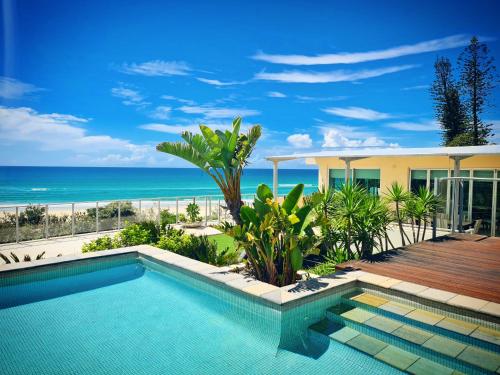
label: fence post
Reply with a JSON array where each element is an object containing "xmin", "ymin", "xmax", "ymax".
[
  {"xmin": 157, "ymin": 200, "xmax": 161, "ymax": 226},
  {"xmin": 138, "ymin": 200, "xmax": 142, "ymax": 220},
  {"xmin": 15, "ymin": 206, "xmax": 19, "ymax": 243},
  {"xmin": 96, "ymin": 201, "xmax": 99, "ymax": 233},
  {"xmin": 176, "ymin": 198, "xmax": 179, "ymax": 223},
  {"xmin": 118, "ymin": 201, "xmax": 121, "ymax": 230},
  {"xmin": 71, "ymin": 203, "xmax": 75, "ymax": 236},
  {"xmin": 45, "ymin": 204, "xmax": 49, "ymax": 239},
  {"xmin": 205, "ymin": 196, "xmax": 208, "ymax": 226}
]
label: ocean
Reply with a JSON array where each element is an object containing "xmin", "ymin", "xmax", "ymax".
[{"xmin": 0, "ymin": 167, "xmax": 318, "ymax": 205}]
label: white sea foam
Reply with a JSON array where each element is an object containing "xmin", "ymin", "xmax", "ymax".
[{"xmin": 31, "ymin": 188, "xmax": 48, "ymax": 191}]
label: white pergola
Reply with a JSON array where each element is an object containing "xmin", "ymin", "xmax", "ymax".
[{"xmin": 267, "ymin": 145, "xmax": 500, "ymax": 234}]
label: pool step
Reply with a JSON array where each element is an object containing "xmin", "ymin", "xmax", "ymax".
[
  {"xmin": 342, "ymin": 291, "xmax": 500, "ymax": 351},
  {"xmin": 309, "ymin": 319, "xmax": 457, "ymax": 374},
  {"xmin": 326, "ymin": 303, "xmax": 500, "ymax": 374}
]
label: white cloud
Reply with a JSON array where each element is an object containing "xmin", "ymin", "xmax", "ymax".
[
  {"xmin": 178, "ymin": 105, "xmax": 260, "ymax": 119},
  {"xmin": 387, "ymin": 120, "xmax": 439, "ymax": 131},
  {"xmin": 323, "ymin": 106, "xmax": 392, "ymax": 121},
  {"xmin": 254, "ymin": 65, "xmax": 416, "ymax": 83},
  {"xmin": 196, "ymin": 78, "xmax": 246, "ymax": 86},
  {"xmin": 267, "ymin": 91, "xmax": 287, "ymax": 98},
  {"xmin": 161, "ymin": 95, "xmax": 196, "ymax": 105},
  {"xmin": 0, "ymin": 107, "xmax": 150, "ymax": 162},
  {"xmin": 402, "ymin": 85, "xmax": 429, "ymax": 91},
  {"xmin": 140, "ymin": 123, "xmax": 203, "ymax": 134},
  {"xmin": 121, "ymin": 60, "xmax": 191, "ymax": 76},
  {"xmin": 149, "ymin": 106, "xmax": 171, "ymax": 120},
  {"xmin": 287, "ymin": 133, "xmax": 312, "ymax": 148},
  {"xmin": 252, "ymin": 35, "xmax": 471, "ymax": 65},
  {"xmin": 320, "ymin": 125, "xmax": 398, "ymax": 148},
  {"xmin": 295, "ymin": 95, "xmax": 347, "ymax": 102},
  {"xmin": 111, "ymin": 86, "xmax": 148, "ymax": 107},
  {"xmin": 0, "ymin": 76, "xmax": 44, "ymax": 99}
]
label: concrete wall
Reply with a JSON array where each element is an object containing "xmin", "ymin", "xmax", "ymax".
[{"xmin": 314, "ymin": 155, "xmax": 500, "ymax": 192}]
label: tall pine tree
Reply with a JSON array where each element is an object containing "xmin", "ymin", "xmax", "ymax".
[
  {"xmin": 458, "ymin": 36, "xmax": 497, "ymax": 145},
  {"xmin": 431, "ymin": 57, "xmax": 467, "ymax": 145}
]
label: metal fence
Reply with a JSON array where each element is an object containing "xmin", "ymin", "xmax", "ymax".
[{"xmin": 0, "ymin": 194, "xmax": 255, "ymax": 244}]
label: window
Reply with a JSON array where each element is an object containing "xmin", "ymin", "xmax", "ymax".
[
  {"xmin": 429, "ymin": 170, "xmax": 448, "ymax": 193},
  {"xmin": 410, "ymin": 170, "xmax": 427, "ymax": 193},
  {"xmin": 329, "ymin": 169, "xmax": 345, "ymax": 191},
  {"xmin": 353, "ymin": 169, "xmax": 380, "ymax": 195}
]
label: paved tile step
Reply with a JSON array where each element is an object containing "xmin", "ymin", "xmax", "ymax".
[
  {"xmin": 342, "ymin": 291, "xmax": 500, "ymax": 350},
  {"xmin": 309, "ymin": 319, "xmax": 458, "ymax": 374},
  {"xmin": 327, "ymin": 304, "xmax": 500, "ymax": 374}
]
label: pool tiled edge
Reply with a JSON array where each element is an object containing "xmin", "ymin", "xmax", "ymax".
[{"xmin": 1, "ymin": 245, "xmax": 499, "ymax": 321}]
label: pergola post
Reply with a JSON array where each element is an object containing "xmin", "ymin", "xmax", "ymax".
[
  {"xmin": 273, "ymin": 160, "xmax": 279, "ymax": 198},
  {"xmin": 450, "ymin": 155, "xmax": 470, "ymax": 233},
  {"xmin": 339, "ymin": 157, "xmax": 365, "ymax": 184}
]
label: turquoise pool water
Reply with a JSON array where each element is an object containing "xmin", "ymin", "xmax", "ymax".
[{"xmin": 0, "ymin": 256, "xmax": 401, "ymax": 375}]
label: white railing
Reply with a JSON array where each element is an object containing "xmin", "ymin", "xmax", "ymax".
[{"xmin": 0, "ymin": 194, "xmax": 256, "ymax": 244}]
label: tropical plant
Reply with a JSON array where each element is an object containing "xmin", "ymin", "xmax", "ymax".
[
  {"xmin": 231, "ymin": 183, "xmax": 318, "ymax": 286},
  {"xmin": 116, "ymin": 222, "xmax": 156, "ymax": 247},
  {"xmin": 404, "ymin": 187, "xmax": 441, "ymax": 243},
  {"xmin": 0, "ymin": 251, "xmax": 45, "ymax": 264},
  {"xmin": 385, "ymin": 182, "xmax": 411, "ymax": 246},
  {"xmin": 186, "ymin": 202, "xmax": 201, "ymax": 223},
  {"xmin": 156, "ymin": 117, "xmax": 262, "ymax": 225}
]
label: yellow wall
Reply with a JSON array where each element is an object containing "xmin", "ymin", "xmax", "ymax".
[{"xmin": 314, "ymin": 155, "xmax": 500, "ymax": 193}]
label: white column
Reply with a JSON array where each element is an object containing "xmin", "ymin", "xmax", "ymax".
[{"xmin": 273, "ymin": 160, "xmax": 279, "ymax": 198}]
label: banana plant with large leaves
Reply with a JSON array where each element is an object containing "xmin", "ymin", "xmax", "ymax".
[
  {"xmin": 156, "ymin": 117, "xmax": 261, "ymax": 225},
  {"xmin": 232, "ymin": 183, "xmax": 319, "ymax": 286}
]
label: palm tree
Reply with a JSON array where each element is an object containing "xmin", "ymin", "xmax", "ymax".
[
  {"xmin": 385, "ymin": 182, "xmax": 411, "ymax": 246},
  {"xmin": 156, "ymin": 117, "xmax": 261, "ymax": 225}
]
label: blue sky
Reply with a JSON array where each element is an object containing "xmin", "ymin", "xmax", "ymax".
[{"xmin": 1, "ymin": 0, "xmax": 499, "ymax": 168}]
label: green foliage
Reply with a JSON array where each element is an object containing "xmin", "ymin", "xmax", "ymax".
[
  {"xmin": 231, "ymin": 183, "xmax": 319, "ymax": 286},
  {"xmin": 431, "ymin": 57, "xmax": 468, "ymax": 146},
  {"xmin": 156, "ymin": 117, "xmax": 262, "ymax": 224},
  {"xmin": 156, "ymin": 229, "xmax": 238, "ymax": 266},
  {"xmin": 186, "ymin": 203, "xmax": 201, "ymax": 222},
  {"xmin": 385, "ymin": 183, "xmax": 440, "ymax": 245},
  {"xmin": 458, "ymin": 36, "xmax": 497, "ymax": 145},
  {"xmin": 82, "ymin": 236, "xmax": 116, "ymax": 252},
  {"xmin": 86, "ymin": 201, "xmax": 136, "ymax": 219},
  {"xmin": 306, "ymin": 259, "xmax": 336, "ymax": 277},
  {"xmin": 116, "ymin": 222, "xmax": 159, "ymax": 247},
  {"xmin": 431, "ymin": 36, "xmax": 497, "ymax": 146},
  {"xmin": 160, "ymin": 209, "xmax": 176, "ymax": 226}
]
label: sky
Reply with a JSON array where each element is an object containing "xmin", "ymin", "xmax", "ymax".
[{"xmin": 1, "ymin": 0, "xmax": 499, "ymax": 168}]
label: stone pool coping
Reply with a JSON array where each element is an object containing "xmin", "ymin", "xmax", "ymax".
[{"xmin": 1, "ymin": 245, "xmax": 498, "ymax": 320}]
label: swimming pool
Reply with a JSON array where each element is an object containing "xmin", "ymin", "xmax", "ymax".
[
  {"xmin": 0, "ymin": 254, "xmax": 400, "ymax": 374},
  {"xmin": 0, "ymin": 253, "xmax": 498, "ymax": 374}
]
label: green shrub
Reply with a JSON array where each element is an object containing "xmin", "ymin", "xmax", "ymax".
[
  {"xmin": 186, "ymin": 203, "xmax": 200, "ymax": 222},
  {"xmin": 82, "ymin": 236, "xmax": 116, "ymax": 252},
  {"xmin": 86, "ymin": 201, "xmax": 136, "ymax": 219},
  {"xmin": 160, "ymin": 209, "xmax": 176, "ymax": 226},
  {"xmin": 116, "ymin": 223, "xmax": 152, "ymax": 247}
]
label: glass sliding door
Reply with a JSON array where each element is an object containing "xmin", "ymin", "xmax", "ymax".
[
  {"xmin": 496, "ymin": 171, "xmax": 499, "ymax": 237},
  {"xmin": 329, "ymin": 169, "xmax": 345, "ymax": 191},
  {"xmin": 471, "ymin": 170, "xmax": 494, "ymax": 236},
  {"xmin": 450, "ymin": 170, "xmax": 471, "ymax": 224},
  {"xmin": 353, "ymin": 169, "xmax": 380, "ymax": 195},
  {"xmin": 410, "ymin": 170, "xmax": 427, "ymax": 194}
]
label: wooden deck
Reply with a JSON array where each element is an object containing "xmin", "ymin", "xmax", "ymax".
[{"xmin": 337, "ymin": 235, "xmax": 500, "ymax": 303}]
